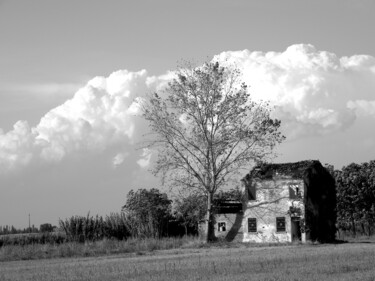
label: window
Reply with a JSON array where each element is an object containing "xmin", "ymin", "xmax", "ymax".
[
  {"xmin": 248, "ymin": 184, "xmax": 256, "ymax": 200},
  {"xmin": 276, "ymin": 217, "xmax": 286, "ymax": 232},
  {"xmin": 218, "ymin": 222, "xmax": 226, "ymax": 232},
  {"xmin": 289, "ymin": 184, "xmax": 302, "ymax": 199},
  {"xmin": 248, "ymin": 218, "xmax": 257, "ymax": 232}
]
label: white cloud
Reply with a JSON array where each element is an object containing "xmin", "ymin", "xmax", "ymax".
[
  {"xmin": 214, "ymin": 44, "xmax": 375, "ymax": 138},
  {"xmin": 34, "ymin": 69, "xmax": 149, "ymax": 160},
  {"xmin": 1, "ymin": 44, "xmax": 375, "ymax": 172},
  {"xmin": 112, "ymin": 152, "xmax": 129, "ymax": 168},
  {"xmin": 0, "ymin": 69, "xmax": 151, "ymax": 172},
  {"xmin": 347, "ymin": 100, "xmax": 375, "ymax": 116},
  {"xmin": 137, "ymin": 148, "xmax": 152, "ymax": 168},
  {"xmin": 0, "ymin": 120, "xmax": 35, "ymax": 170}
]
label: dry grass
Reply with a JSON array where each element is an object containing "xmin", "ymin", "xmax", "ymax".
[
  {"xmin": 0, "ymin": 242, "xmax": 374, "ymax": 281},
  {"xmin": 0, "ymin": 236, "xmax": 205, "ymax": 262}
]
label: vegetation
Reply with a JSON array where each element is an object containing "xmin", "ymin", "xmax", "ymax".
[
  {"xmin": 122, "ymin": 188, "xmax": 172, "ymax": 238},
  {"xmin": 0, "ymin": 236, "xmax": 203, "ymax": 262},
  {"xmin": 173, "ymin": 191, "xmax": 206, "ymax": 235},
  {"xmin": 141, "ymin": 61, "xmax": 284, "ymax": 241},
  {"xmin": 334, "ymin": 160, "xmax": 375, "ymax": 236},
  {"xmin": 0, "ymin": 232, "xmax": 66, "ymax": 248},
  {"xmin": 1, "ymin": 243, "xmax": 374, "ymax": 280},
  {"xmin": 0, "ymin": 157, "xmax": 374, "ymax": 267},
  {"xmin": 59, "ymin": 212, "xmax": 130, "ymax": 242},
  {"xmin": 0, "ymin": 225, "xmax": 39, "ymax": 235}
]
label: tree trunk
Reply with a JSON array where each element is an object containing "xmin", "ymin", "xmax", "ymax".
[{"xmin": 205, "ymin": 192, "xmax": 215, "ymax": 242}]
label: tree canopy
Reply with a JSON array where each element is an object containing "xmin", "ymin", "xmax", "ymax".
[
  {"xmin": 122, "ymin": 188, "xmax": 172, "ymax": 238},
  {"xmin": 335, "ymin": 161, "xmax": 375, "ymax": 236},
  {"xmin": 141, "ymin": 61, "xmax": 285, "ymax": 241}
]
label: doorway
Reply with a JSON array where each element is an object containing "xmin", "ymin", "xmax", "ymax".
[{"xmin": 291, "ymin": 217, "xmax": 302, "ymax": 242}]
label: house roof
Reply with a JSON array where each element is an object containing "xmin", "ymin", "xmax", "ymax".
[{"xmin": 243, "ymin": 160, "xmax": 323, "ymax": 181}]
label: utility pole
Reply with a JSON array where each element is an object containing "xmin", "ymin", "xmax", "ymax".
[{"xmin": 29, "ymin": 213, "xmax": 31, "ymax": 233}]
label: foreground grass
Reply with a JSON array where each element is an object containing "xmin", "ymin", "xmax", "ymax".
[
  {"xmin": 0, "ymin": 236, "xmax": 206, "ymax": 262},
  {"xmin": 0, "ymin": 242, "xmax": 374, "ymax": 281}
]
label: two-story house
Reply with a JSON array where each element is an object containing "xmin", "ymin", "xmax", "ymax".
[{"xmin": 202, "ymin": 160, "xmax": 336, "ymax": 243}]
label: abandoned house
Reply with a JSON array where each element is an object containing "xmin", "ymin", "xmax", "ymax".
[{"xmin": 201, "ymin": 160, "xmax": 336, "ymax": 243}]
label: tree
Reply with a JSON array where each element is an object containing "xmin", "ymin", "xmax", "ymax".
[
  {"xmin": 174, "ymin": 191, "xmax": 207, "ymax": 235},
  {"xmin": 40, "ymin": 223, "xmax": 53, "ymax": 233},
  {"xmin": 122, "ymin": 188, "xmax": 172, "ymax": 238},
  {"xmin": 174, "ymin": 186, "xmax": 244, "ymax": 236},
  {"xmin": 335, "ymin": 161, "xmax": 375, "ymax": 236},
  {"xmin": 141, "ymin": 61, "xmax": 285, "ymax": 242}
]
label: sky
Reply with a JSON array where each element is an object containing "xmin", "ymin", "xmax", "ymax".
[{"xmin": 1, "ymin": 0, "xmax": 375, "ymax": 228}]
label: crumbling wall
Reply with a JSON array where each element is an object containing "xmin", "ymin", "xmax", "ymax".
[
  {"xmin": 214, "ymin": 213, "xmax": 244, "ymax": 242},
  {"xmin": 243, "ymin": 178, "xmax": 305, "ymax": 243}
]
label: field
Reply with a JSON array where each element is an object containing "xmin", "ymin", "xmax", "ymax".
[{"xmin": 1, "ymin": 242, "xmax": 374, "ymax": 281}]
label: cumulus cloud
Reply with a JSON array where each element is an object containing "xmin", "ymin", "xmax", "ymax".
[
  {"xmin": 35, "ymin": 69, "xmax": 149, "ymax": 161},
  {"xmin": 214, "ymin": 44, "xmax": 375, "ymax": 138},
  {"xmin": 1, "ymin": 44, "xmax": 375, "ymax": 172},
  {"xmin": 0, "ymin": 120, "xmax": 36, "ymax": 170},
  {"xmin": 0, "ymin": 69, "xmax": 151, "ymax": 172}
]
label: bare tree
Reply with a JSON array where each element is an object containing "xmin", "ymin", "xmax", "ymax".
[{"xmin": 140, "ymin": 61, "xmax": 285, "ymax": 242}]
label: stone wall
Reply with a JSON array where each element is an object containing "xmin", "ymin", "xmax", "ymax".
[
  {"xmin": 214, "ymin": 213, "xmax": 244, "ymax": 242},
  {"xmin": 242, "ymin": 178, "xmax": 305, "ymax": 243},
  {"xmin": 199, "ymin": 212, "xmax": 244, "ymax": 242}
]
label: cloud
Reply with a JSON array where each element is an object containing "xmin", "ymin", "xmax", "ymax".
[
  {"xmin": 35, "ymin": 70, "xmax": 148, "ymax": 160},
  {"xmin": 112, "ymin": 152, "xmax": 129, "ymax": 168},
  {"xmin": 347, "ymin": 100, "xmax": 375, "ymax": 116},
  {"xmin": 0, "ymin": 69, "xmax": 151, "ymax": 172},
  {"xmin": 137, "ymin": 148, "xmax": 152, "ymax": 168},
  {"xmin": 0, "ymin": 120, "xmax": 35, "ymax": 170},
  {"xmin": 214, "ymin": 44, "xmax": 375, "ymax": 138},
  {"xmin": 1, "ymin": 44, "xmax": 375, "ymax": 173}
]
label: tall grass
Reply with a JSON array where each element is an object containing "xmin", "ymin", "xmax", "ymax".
[
  {"xmin": 59, "ymin": 212, "xmax": 130, "ymax": 242},
  {"xmin": 0, "ymin": 236, "xmax": 203, "ymax": 262}
]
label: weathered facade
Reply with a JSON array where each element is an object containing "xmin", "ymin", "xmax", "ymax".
[{"xmin": 201, "ymin": 160, "xmax": 336, "ymax": 243}]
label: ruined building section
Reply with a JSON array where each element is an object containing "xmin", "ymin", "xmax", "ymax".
[
  {"xmin": 212, "ymin": 201, "xmax": 243, "ymax": 242},
  {"xmin": 199, "ymin": 201, "xmax": 244, "ymax": 242},
  {"xmin": 242, "ymin": 174, "xmax": 305, "ymax": 243},
  {"xmin": 199, "ymin": 160, "xmax": 336, "ymax": 243},
  {"xmin": 241, "ymin": 160, "xmax": 336, "ymax": 243}
]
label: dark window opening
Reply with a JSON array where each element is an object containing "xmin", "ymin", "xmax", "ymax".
[
  {"xmin": 248, "ymin": 185, "xmax": 256, "ymax": 200},
  {"xmin": 248, "ymin": 218, "xmax": 257, "ymax": 232},
  {"xmin": 218, "ymin": 222, "xmax": 226, "ymax": 232},
  {"xmin": 276, "ymin": 217, "xmax": 286, "ymax": 232},
  {"xmin": 289, "ymin": 185, "xmax": 302, "ymax": 199}
]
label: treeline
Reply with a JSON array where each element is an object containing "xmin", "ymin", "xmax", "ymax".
[
  {"xmin": 0, "ymin": 225, "xmax": 39, "ymax": 235},
  {"xmin": 332, "ymin": 160, "xmax": 375, "ymax": 236},
  {"xmin": 57, "ymin": 188, "xmax": 241, "ymax": 243},
  {"xmin": 0, "ymin": 188, "xmax": 209, "ymax": 246},
  {"xmin": 2, "ymin": 160, "xmax": 374, "ymax": 245},
  {"xmin": 58, "ymin": 188, "xmax": 206, "ymax": 242}
]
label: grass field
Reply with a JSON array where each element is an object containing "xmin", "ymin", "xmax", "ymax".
[{"xmin": 0, "ymin": 242, "xmax": 374, "ymax": 281}]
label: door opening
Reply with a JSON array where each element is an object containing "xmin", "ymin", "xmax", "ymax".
[{"xmin": 291, "ymin": 217, "xmax": 302, "ymax": 242}]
